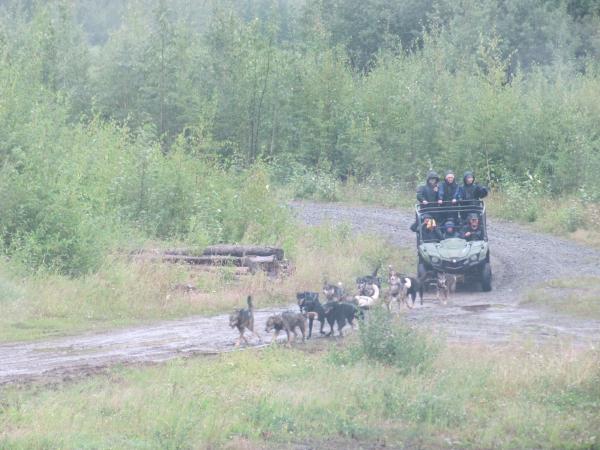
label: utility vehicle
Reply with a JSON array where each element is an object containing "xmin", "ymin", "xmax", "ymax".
[{"xmin": 415, "ymin": 200, "xmax": 492, "ymax": 292}]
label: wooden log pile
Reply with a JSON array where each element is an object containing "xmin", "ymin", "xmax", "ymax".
[{"xmin": 134, "ymin": 245, "xmax": 288, "ymax": 275}]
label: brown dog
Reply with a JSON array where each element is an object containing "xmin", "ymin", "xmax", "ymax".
[
  {"xmin": 265, "ymin": 311, "xmax": 307, "ymax": 346},
  {"xmin": 229, "ymin": 295, "xmax": 262, "ymax": 346}
]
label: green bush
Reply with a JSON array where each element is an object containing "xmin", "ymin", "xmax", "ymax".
[
  {"xmin": 289, "ymin": 170, "xmax": 340, "ymax": 202},
  {"xmin": 0, "ymin": 101, "xmax": 290, "ymax": 275},
  {"xmin": 495, "ymin": 178, "xmax": 545, "ymax": 223},
  {"xmin": 557, "ymin": 199, "xmax": 585, "ymax": 233},
  {"xmin": 331, "ymin": 307, "xmax": 440, "ymax": 374}
]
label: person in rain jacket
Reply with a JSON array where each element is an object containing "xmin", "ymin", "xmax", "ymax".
[
  {"xmin": 455, "ymin": 171, "xmax": 488, "ymax": 203},
  {"xmin": 438, "ymin": 169, "xmax": 459, "ymax": 222},
  {"xmin": 416, "ymin": 171, "xmax": 440, "ymax": 205},
  {"xmin": 420, "ymin": 214, "xmax": 442, "ymax": 242},
  {"xmin": 414, "ymin": 171, "xmax": 441, "ymax": 227},
  {"xmin": 460, "ymin": 213, "xmax": 484, "ymax": 241},
  {"xmin": 438, "ymin": 170, "xmax": 459, "ymax": 205},
  {"xmin": 441, "ymin": 219, "xmax": 459, "ymax": 239}
]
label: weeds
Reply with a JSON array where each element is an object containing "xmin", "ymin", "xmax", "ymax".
[
  {"xmin": 524, "ymin": 277, "xmax": 600, "ymax": 319},
  {"xmin": 330, "ymin": 307, "xmax": 439, "ymax": 373},
  {"xmin": 0, "ymin": 343, "xmax": 598, "ymax": 449},
  {"xmin": 357, "ymin": 307, "xmax": 438, "ymax": 372},
  {"xmin": 0, "ymin": 225, "xmax": 414, "ymax": 343}
]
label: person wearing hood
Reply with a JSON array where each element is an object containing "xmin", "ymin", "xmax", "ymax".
[
  {"xmin": 416, "ymin": 171, "xmax": 440, "ymax": 205},
  {"xmin": 412, "ymin": 171, "xmax": 441, "ymax": 231},
  {"xmin": 442, "ymin": 219, "xmax": 459, "ymax": 239},
  {"xmin": 460, "ymin": 213, "xmax": 484, "ymax": 241},
  {"xmin": 455, "ymin": 171, "xmax": 488, "ymax": 203},
  {"xmin": 420, "ymin": 214, "xmax": 442, "ymax": 242}
]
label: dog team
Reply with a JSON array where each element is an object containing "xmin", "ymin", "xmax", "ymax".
[{"xmin": 230, "ymin": 264, "xmax": 458, "ymax": 347}]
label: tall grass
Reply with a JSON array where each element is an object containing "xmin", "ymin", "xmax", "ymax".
[
  {"xmin": 524, "ymin": 277, "xmax": 600, "ymax": 319},
  {"xmin": 330, "ymin": 307, "xmax": 440, "ymax": 374},
  {"xmin": 1, "ymin": 342, "xmax": 597, "ymax": 448},
  {"xmin": 0, "ymin": 224, "xmax": 414, "ymax": 343}
]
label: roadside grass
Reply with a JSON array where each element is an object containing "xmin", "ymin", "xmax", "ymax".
[
  {"xmin": 483, "ymin": 193, "xmax": 600, "ymax": 247},
  {"xmin": 524, "ymin": 277, "xmax": 600, "ymax": 320},
  {"xmin": 1, "ymin": 337, "xmax": 598, "ymax": 449},
  {"xmin": 335, "ymin": 178, "xmax": 415, "ymax": 209},
  {"xmin": 0, "ymin": 223, "xmax": 414, "ymax": 343}
]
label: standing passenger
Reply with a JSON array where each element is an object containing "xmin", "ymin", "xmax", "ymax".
[
  {"xmin": 455, "ymin": 171, "xmax": 488, "ymax": 203},
  {"xmin": 438, "ymin": 170, "xmax": 459, "ymax": 222},
  {"xmin": 438, "ymin": 170, "xmax": 459, "ymax": 205},
  {"xmin": 455, "ymin": 171, "xmax": 489, "ymax": 219},
  {"xmin": 417, "ymin": 171, "xmax": 441, "ymax": 206}
]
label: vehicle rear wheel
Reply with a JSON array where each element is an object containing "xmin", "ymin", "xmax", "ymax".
[{"xmin": 481, "ymin": 262, "xmax": 492, "ymax": 292}]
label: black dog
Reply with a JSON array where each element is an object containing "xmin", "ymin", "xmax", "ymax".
[
  {"xmin": 297, "ymin": 291, "xmax": 319, "ymax": 308},
  {"xmin": 323, "ymin": 301, "xmax": 361, "ymax": 337},
  {"xmin": 297, "ymin": 292, "xmax": 327, "ymax": 339},
  {"xmin": 356, "ymin": 263, "xmax": 382, "ymax": 289},
  {"xmin": 399, "ymin": 274, "xmax": 424, "ymax": 307}
]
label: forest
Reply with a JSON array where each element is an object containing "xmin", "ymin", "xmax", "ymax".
[
  {"xmin": 1, "ymin": 0, "xmax": 600, "ymax": 273},
  {"xmin": 2, "ymin": 3, "xmax": 600, "ymax": 448}
]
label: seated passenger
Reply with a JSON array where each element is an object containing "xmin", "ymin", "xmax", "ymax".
[
  {"xmin": 420, "ymin": 215, "xmax": 442, "ymax": 242},
  {"xmin": 442, "ymin": 219, "xmax": 459, "ymax": 239},
  {"xmin": 460, "ymin": 214, "xmax": 484, "ymax": 241}
]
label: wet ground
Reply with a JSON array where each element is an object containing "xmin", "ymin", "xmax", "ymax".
[{"xmin": 1, "ymin": 202, "xmax": 599, "ymax": 385}]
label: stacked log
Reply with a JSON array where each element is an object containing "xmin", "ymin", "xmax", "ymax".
[{"xmin": 134, "ymin": 245, "xmax": 286, "ymax": 275}]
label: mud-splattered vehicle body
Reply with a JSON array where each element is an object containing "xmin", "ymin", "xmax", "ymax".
[{"xmin": 415, "ymin": 200, "xmax": 492, "ymax": 292}]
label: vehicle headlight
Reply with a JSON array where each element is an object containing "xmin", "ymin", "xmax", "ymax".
[
  {"xmin": 470, "ymin": 254, "xmax": 479, "ymax": 261},
  {"xmin": 431, "ymin": 257, "xmax": 440, "ymax": 264}
]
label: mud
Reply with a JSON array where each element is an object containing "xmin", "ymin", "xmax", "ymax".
[{"xmin": 1, "ymin": 202, "xmax": 599, "ymax": 385}]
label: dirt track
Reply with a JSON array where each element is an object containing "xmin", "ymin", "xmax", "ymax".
[
  {"xmin": 295, "ymin": 202, "xmax": 600, "ymax": 345},
  {"xmin": 1, "ymin": 202, "xmax": 599, "ymax": 385}
]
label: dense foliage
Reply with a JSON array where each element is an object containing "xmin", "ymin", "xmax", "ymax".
[{"xmin": 0, "ymin": 0, "xmax": 599, "ymax": 272}]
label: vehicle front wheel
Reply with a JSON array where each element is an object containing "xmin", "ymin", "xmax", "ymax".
[{"xmin": 481, "ymin": 262, "xmax": 492, "ymax": 292}]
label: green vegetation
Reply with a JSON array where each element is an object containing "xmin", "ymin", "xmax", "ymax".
[
  {"xmin": 0, "ymin": 0, "xmax": 599, "ymax": 275},
  {"xmin": 1, "ymin": 342, "xmax": 598, "ymax": 448},
  {"xmin": 1, "ymin": 2, "xmax": 598, "ymax": 447},
  {"xmin": 331, "ymin": 307, "xmax": 440, "ymax": 373},
  {"xmin": 0, "ymin": 226, "xmax": 413, "ymax": 343},
  {"xmin": 525, "ymin": 277, "xmax": 600, "ymax": 320}
]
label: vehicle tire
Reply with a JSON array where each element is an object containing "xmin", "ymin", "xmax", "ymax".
[{"xmin": 481, "ymin": 262, "xmax": 492, "ymax": 292}]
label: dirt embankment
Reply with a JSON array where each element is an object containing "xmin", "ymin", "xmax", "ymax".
[{"xmin": 1, "ymin": 202, "xmax": 599, "ymax": 385}]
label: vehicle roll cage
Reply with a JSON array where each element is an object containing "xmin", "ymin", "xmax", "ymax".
[{"xmin": 414, "ymin": 200, "xmax": 488, "ymax": 243}]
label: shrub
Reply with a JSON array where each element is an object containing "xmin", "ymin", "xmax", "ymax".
[
  {"xmin": 557, "ymin": 199, "xmax": 585, "ymax": 233},
  {"xmin": 495, "ymin": 177, "xmax": 545, "ymax": 222},
  {"xmin": 331, "ymin": 307, "xmax": 440, "ymax": 374},
  {"xmin": 357, "ymin": 308, "xmax": 439, "ymax": 373},
  {"xmin": 288, "ymin": 170, "xmax": 339, "ymax": 202}
]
